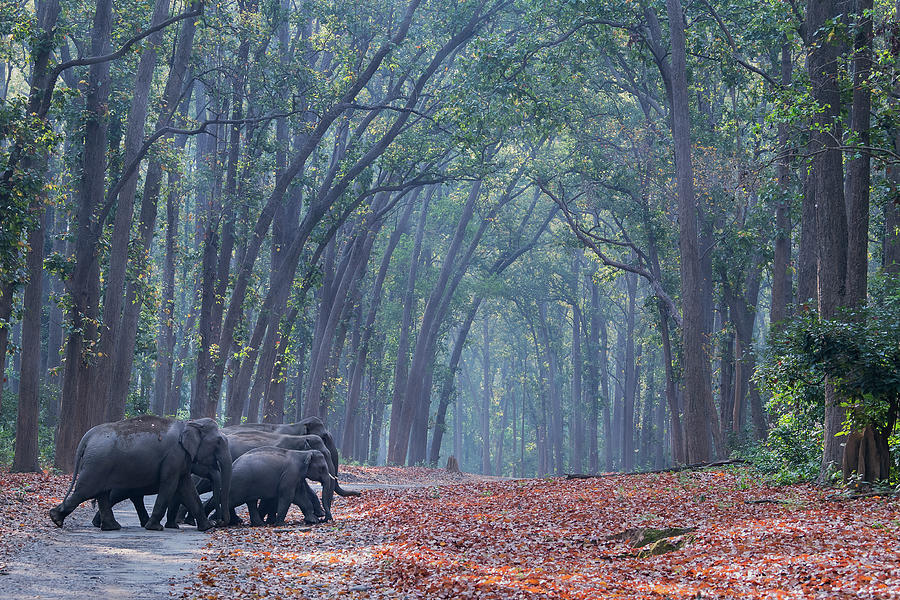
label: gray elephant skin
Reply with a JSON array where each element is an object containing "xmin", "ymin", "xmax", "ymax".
[
  {"xmin": 225, "ymin": 429, "xmax": 358, "ymax": 502},
  {"xmin": 223, "ymin": 417, "xmax": 340, "ymax": 476},
  {"xmin": 223, "ymin": 447, "xmax": 335, "ymax": 526},
  {"xmin": 175, "ymin": 429, "xmax": 344, "ymax": 525},
  {"xmin": 49, "ymin": 415, "xmax": 232, "ymax": 531}
]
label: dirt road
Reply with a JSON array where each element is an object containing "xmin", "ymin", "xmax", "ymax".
[{"xmin": 0, "ymin": 498, "xmax": 208, "ymax": 600}]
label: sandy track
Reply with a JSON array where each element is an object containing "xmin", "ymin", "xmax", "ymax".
[{"xmin": 0, "ymin": 497, "xmax": 208, "ymax": 600}]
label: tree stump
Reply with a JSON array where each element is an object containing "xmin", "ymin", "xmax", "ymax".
[{"xmin": 446, "ymin": 455, "xmax": 460, "ymax": 473}]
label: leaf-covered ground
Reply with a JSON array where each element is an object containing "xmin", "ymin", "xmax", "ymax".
[
  {"xmin": 0, "ymin": 470, "xmax": 66, "ymax": 567},
  {"xmin": 1, "ymin": 466, "xmax": 898, "ymax": 599},
  {"xmin": 183, "ymin": 466, "xmax": 900, "ymax": 600}
]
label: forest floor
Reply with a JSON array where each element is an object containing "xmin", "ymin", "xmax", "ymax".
[{"xmin": 0, "ymin": 465, "xmax": 899, "ymax": 599}]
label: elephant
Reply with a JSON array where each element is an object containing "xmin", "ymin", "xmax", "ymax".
[
  {"xmin": 49, "ymin": 415, "xmax": 231, "ymax": 532},
  {"xmin": 172, "ymin": 429, "xmax": 348, "ymax": 526},
  {"xmin": 223, "ymin": 417, "xmax": 340, "ymax": 476},
  {"xmin": 90, "ymin": 449, "xmax": 231, "ymax": 529},
  {"xmin": 219, "ymin": 447, "xmax": 335, "ymax": 526},
  {"xmin": 225, "ymin": 429, "xmax": 359, "ymax": 500}
]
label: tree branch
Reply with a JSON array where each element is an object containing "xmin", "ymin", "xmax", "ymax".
[{"xmin": 40, "ymin": 5, "xmax": 204, "ymax": 117}]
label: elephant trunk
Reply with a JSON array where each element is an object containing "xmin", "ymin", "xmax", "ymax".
[
  {"xmin": 320, "ymin": 473, "xmax": 335, "ymax": 522},
  {"xmin": 322, "ymin": 432, "xmax": 340, "ymax": 476},
  {"xmin": 216, "ymin": 442, "xmax": 233, "ymax": 526},
  {"xmin": 334, "ymin": 480, "xmax": 361, "ymax": 497}
]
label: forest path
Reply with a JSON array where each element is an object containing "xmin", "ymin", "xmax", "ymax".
[
  {"xmin": 0, "ymin": 467, "xmax": 501, "ymax": 600},
  {"xmin": 0, "ymin": 497, "xmax": 206, "ymax": 600}
]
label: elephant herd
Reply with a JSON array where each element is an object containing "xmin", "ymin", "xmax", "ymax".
[{"xmin": 49, "ymin": 414, "xmax": 360, "ymax": 531}]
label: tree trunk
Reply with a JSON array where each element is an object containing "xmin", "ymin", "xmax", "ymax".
[
  {"xmin": 797, "ymin": 166, "xmax": 818, "ymax": 307},
  {"xmin": 55, "ymin": 0, "xmax": 114, "ymax": 472},
  {"xmin": 429, "ymin": 298, "xmax": 480, "ymax": 465},
  {"xmin": 623, "ymin": 272, "xmax": 637, "ymax": 471},
  {"xmin": 807, "ymin": 0, "xmax": 849, "ymax": 476},
  {"xmin": 386, "ymin": 189, "xmax": 432, "ymax": 462},
  {"xmin": 343, "ymin": 197, "xmax": 416, "ymax": 454},
  {"xmin": 0, "ymin": 281, "xmax": 13, "ymax": 400},
  {"xmin": 771, "ymin": 40, "xmax": 793, "ymax": 330},
  {"xmin": 494, "ymin": 362, "xmax": 510, "ymax": 476},
  {"xmin": 571, "ymin": 252, "xmax": 584, "ymax": 473},
  {"xmin": 717, "ymin": 302, "xmax": 734, "ymax": 434},
  {"xmin": 537, "ymin": 301, "xmax": 564, "ymax": 474},
  {"xmin": 601, "ymin": 315, "xmax": 613, "ymax": 471},
  {"xmin": 481, "ymin": 316, "xmax": 492, "ymax": 476},
  {"xmin": 93, "ymin": 0, "xmax": 173, "ymax": 419},
  {"xmin": 45, "ymin": 209, "xmax": 65, "ymax": 426},
  {"xmin": 665, "ymin": 0, "xmax": 714, "ymax": 463},
  {"xmin": 845, "ymin": 0, "xmax": 872, "ymax": 310},
  {"xmin": 12, "ymin": 207, "xmax": 45, "ymax": 473},
  {"xmin": 153, "ymin": 172, "xmax": 181, "ymax": 416},
  {"xmin": 587, "ymin": 280, "xmax": 600, "ymax": 472}
]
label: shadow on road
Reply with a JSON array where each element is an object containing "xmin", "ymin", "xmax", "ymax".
[{"xmin": 0, "ymin": 496, "xmax": 207, "ymax": 600}]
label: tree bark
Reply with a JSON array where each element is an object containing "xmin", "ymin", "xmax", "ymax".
[
  {"xmin": 587, "ymin": 279, "xmax": 601, "ymax": 473},
  {"xmin": 343, "ymin": 196, "xmax": 417, "ymax": 455},
  {"xmin": 601, "ymin": 314, "xmax": 613, "ymax": 471},
  {"xmin": 771, "ymin": 40, "xmax": 794, "ymax": 329},
  {"xmin": 12, "ymin": 207, "xmax": 45, "ymax": 472},
  {"xmin": 623, "ymin": 271, "xmax": 637, "ymax": 471},
  {"xmin": 55, "ymin": 0, "xmax": 114, "ymax": 472},
  {"xmin": 845, "ymin": 0, "xmax": 872, "ymax": 310},
  {"xmin": 153, "ymin": 171, "xmax": 181, "ymax": 416},
  {"xmin": 386, "ymin": 188, "xmax": 432, "ymax": 462},
  {"xmin": 571, "ymin": 252, "xmax": 584, "ymax": 473},
  {"xmin": 481, "ymin": 316, "xmax": 492, "ymax": 476},
  {"xmin": 93, "ymin": 0, "xmax": 173, "ymax": 419},
  {"xmin": 807, "ymin": 0, "xmax": 849, "ymax": 476},
  {"xmin": 664, "ymin": 0, "xmax": 714, "ymax": 462}
]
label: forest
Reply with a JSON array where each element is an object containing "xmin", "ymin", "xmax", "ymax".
[{"xmin": 1, "ymin": 0, "xmax": 899, "ymax": 491}]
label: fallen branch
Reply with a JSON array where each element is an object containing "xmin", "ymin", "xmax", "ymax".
[
  {"xmin": 744, "ymin": 498, "xmax": 792, "ymax": 505},
  {"xmin": 565, "ymin": 459, "xmax": 749, "ymax": 479}
]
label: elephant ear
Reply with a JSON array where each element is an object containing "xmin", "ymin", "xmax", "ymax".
[
  {"xmin": 301, "ymin": 451, "xmax": 313, "ymax": 473},
  {"xmin": 180, "ymin": 422, "xmax": 203, "ymax": 461}
]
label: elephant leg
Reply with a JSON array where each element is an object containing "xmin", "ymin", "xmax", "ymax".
[
  {"xmin": 247, "ymin": 501, "xmax": 265, "ymax": 527},
  {"xmin": 146, "ymin": 475, "xmax": 180, "ymax": 531},
  {"xmin": 293, "ymin": 483, "xmax": 320, "ymax": 525},
  {"xmin": 96, "ymin": 492, "xmax": 121, "ymax": 531},
  {"xmin": 131, "ymin": 496, "xmax": 150, "ymax": 527},
  {"xmin": 177, "ymin": 475, "xmax": 213, "ymax": 532},
  {"xmin": 303, "ymin": 482, "xmax": 325, "ymax": 519},
  {"xmin": 165, "ymin": 496, "xmax": 182, "ymax": 529},
  {"xmin": 50, "ymin": 481, "xmax": 95, "ymax": 527},
  {"xmin": 274, "ymin": 495, "xmax": 291, "ymax": 526},
  {"xmin": 207, "ymin": 471, "xmax": 222, "ymax": 523}
]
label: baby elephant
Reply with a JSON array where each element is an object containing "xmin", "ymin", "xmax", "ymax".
[{"xmin": 225, "ymin": 447, "xmax": 335, "ymax": 526}]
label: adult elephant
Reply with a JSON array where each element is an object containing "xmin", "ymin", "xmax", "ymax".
[
  {"xmin": 223, "ymin": 417, "xmax": 339, "ymax": 476},
  {"xmin": 90, "ymin": 449, "xmax": 231, "ymax": 529},
  {"xmin": 49, "ymin": 416, "xmax": 231, "ymax": 531},
  {"xmin": 219, "ymin": 447, "xmax": 335, "ymax": 526}
]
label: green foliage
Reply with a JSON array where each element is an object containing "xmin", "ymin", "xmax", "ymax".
[
  {"xmin": 735, "ymin": 413, "xmax": 823, "ymax": 484},
  {"xmin": 756, "ymin": 277, "xmax": 900, "ymax": 482},
  {"xmin": 0, "ymin": 389, "xmax": 58, "ymax": 467},
  {"xmin": 761, "ymin": 277, "xmax": 900, "ymax": 434}
]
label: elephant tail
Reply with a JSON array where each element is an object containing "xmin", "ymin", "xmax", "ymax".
[{"xmin": 60, "ymin": 435, "xmax": 88, "ymax": 505}]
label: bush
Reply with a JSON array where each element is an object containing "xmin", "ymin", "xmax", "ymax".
[{"xmin": 735, "ymin": 412, "xmax": 822, "ymax": 484}]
